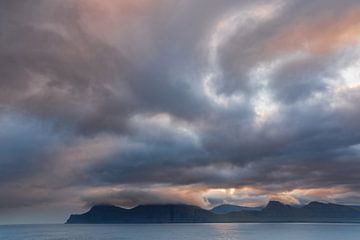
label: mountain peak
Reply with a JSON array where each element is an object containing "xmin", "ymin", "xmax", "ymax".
[
  {"xmin": 89, "ymin": 204, "xmax": 123, "ymax": 211},
  {"xmin": 266, "ymin": 201, "xmax": 285, "ymax": 208},
  {"xmin": 91, "ymin": 204, "xmax": 116, "ymax": 209},
  {"xmin": 307, "ymin": 201, "xmax": 325, "ymax": 206}
]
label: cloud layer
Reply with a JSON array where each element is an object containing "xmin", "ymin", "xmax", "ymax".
[{"xmin": 1, "ymin": 0, "xmax": 360, "ymax": 223}]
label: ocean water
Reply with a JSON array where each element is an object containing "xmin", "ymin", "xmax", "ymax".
[{"xmin": 0, "ymin": 223, "xmax": 360, "ymax": 240}]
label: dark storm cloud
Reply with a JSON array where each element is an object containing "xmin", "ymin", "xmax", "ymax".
[
  {"xmin": 0, "ymin": 1, "xmax": 136, "ymax": 133},
  {"xmin": 1, "ymin": 0, "xmax": 360, "ymax": 222},
  {"xmin": 0, "ymin": 112, "xmax": 66, "ymax": 182}
]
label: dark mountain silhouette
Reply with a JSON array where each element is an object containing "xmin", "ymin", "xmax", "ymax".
[
  {"xmin": 66, "ymin": 201, "xmax": 360, "ymax": 224},
  {"xmin": 211, "ymin": 204, "xmax": 262, "ymax": 214},
  {"xmin": 222, "ymin": 201, "xmax": 360, "ymax": 222},
  {"xmin": 349, "ymin": 205, "xmax": 360, "ymax": 211},
  {"xmin": 66, "ymin": 204, "xmax": 214, "ymax": 224}
]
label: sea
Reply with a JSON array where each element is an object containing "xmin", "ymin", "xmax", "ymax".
[{"xmin": 0, "ymin": 223, "xmax": 360, "ymax": 240}]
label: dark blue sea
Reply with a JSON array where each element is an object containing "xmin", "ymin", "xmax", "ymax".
[{"xmin": 1, "ymin": 223, "xmax": 360, "ymax": 240}]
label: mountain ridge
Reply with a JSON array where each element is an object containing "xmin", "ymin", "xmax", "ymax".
[
  {"xmin": 66, "ymin": 201, "xmax": 360, "ymax": 224},
  {"xmin": 211, "ymin": 204, "xmax": 262, "ymax": 214}
]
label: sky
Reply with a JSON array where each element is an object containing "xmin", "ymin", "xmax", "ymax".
[{"xmin": 1, "ymin": 0, "xmax": 360, "ymax": 224}]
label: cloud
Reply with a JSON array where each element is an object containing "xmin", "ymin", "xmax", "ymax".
[
  {"xmin": 0, "ymin": 112, "xmax": 64, "ymax": 182},
  {"xmin": 1, "ymin": 0, "xmax": 360, "ymax": 223},
  {"xmin": 80, "ymin": 185, "xmax": 208, "ymax": 209}
]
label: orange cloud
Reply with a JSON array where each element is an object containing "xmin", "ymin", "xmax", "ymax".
[
  {"xmin": 75, "ymin": 0, "xmax": 163, "ymax": 59},
  {"xmin": 203, "ymin": 186, "xmax": 355, "ymax": 206},
  {"xmin": 267, "ymin": 7, "xmax": 360, "ymax": 55}
]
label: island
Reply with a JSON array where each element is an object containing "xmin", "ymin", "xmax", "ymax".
[{"xmin": 66, "ymin": 201, "xmax": 360, "ymax": 224}]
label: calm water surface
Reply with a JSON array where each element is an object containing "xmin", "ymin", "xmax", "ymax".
[{"xmin": 0, "ymin": 223, "xmax": 359, "ymax": 240}]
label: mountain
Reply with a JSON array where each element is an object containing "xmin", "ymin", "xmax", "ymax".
[
  {"xmin": 211, "ymin": 204, "xmax": 262, "ymax": 214},
  {"xmin": 66, "ymin": 204, "xmax": 214, "ymax": 224},
  {"xmin": 225, "ymin": 201, "xmax": 360, "ymax": 222},
  {"xmin": 349, "ymin": 205, "xmax": 360, "ymax": 211},
  {"xmin": 66, "ymin": 201, "xmax": 360, "ymax": 224}
]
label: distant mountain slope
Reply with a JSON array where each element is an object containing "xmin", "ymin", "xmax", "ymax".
[
  {"xmin": 66, "ymin": 201, "xmax": 360, "ymax": 224},
  {"xmin": 228, "ymin": 201, "xmax": 360, "ymax": 222},
  {"xmin": 211, "ymin": 204, "xmax": 262, "ymax": 214},
  {"xmin": 349, "ymin": 205, "xmax": 360, "ymax": 211}
]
